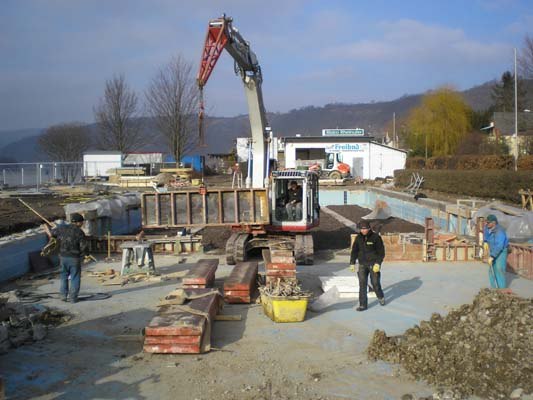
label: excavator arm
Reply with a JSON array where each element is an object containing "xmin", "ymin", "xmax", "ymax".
[{"xmin": 197, "ymin": 15, "xmax": 269, "ymax": 188}]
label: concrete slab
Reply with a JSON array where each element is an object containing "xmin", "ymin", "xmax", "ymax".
[{"xmin": 1, "ymin": 251, "xmax": 531, "ymax": 400}]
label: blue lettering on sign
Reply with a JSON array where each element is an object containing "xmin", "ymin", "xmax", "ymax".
[{"xmin": 326, "ymin": 143, "xmax": 364, "ymax": 152}]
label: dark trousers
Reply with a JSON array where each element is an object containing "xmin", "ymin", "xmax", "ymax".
[
  {"xmin": 358, "ymin": 264, "xmax": 384, "ymax": 307},
  {"xmin": 59, "ymin": 256, "xmax": 81, "ymax": 301}
]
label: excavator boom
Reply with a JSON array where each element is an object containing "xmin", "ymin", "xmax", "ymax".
[{"xmin": 197, "ymin": 16, "xmax": 268, "ymax": 189}]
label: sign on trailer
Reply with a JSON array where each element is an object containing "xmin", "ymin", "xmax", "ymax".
[{"xmin": 322, "ymin": 128, "xmax": 365, "ymax": 136}]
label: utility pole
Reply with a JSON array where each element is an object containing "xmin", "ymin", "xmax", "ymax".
[
  {"xmin": 514, "ymin": 48, "xmax": 518, "ymax": 171},
  {"xmin": 393, "ymin": 112, "xmax": 396, "ymax": 147},
  {"xmin": 425, "ymin": 132, "xmax": 428, "ymax": 161}
]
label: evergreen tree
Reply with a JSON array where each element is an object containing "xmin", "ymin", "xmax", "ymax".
[{"xmin": 491, "ymin": 71, "xmax": 527, "ymax": 112}]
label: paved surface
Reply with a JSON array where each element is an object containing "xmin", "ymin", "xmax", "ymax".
[{"xmin": 1, "ymin": 252, "xmax": 532, "ymax": 400}]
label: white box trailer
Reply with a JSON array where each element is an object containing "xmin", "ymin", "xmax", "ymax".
[
  {"xmin": 284, "ymin": 137, "xmax": 406, "ymax": 180},
  {"xmin": 83, "ymin": 151, "xmax": 122, "ymax": 177}
]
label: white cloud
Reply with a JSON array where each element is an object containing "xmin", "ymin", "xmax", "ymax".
[
  {"xmin": 323, "ymin": 19, "xmax": 509, "ymax": 65},
  {"xmin": 505, "ymin": 14, "xmax": 533, "ymax": 34}
]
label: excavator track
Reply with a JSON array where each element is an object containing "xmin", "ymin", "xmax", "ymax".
[
  {"xmin": 234, "ymin": 233, "xmax": 251, "ymax": 263},
  {"xmin": 225, "ymin": 233, "xmax": 239, "ymax": 265},
  {"xmin": 226, "ymin": 232, "xmax": 251, "ymax": 265}
]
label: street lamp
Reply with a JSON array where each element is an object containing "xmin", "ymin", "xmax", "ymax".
[{"xmin": 514, "ymin": 48, "xmax": 518, "ymax": 171}]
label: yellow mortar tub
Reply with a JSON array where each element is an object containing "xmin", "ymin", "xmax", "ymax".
[{"xmin": 261, "ymin": 293, "xmax": 310, "ymax": 323}]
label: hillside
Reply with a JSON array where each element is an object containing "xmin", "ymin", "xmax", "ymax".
[{"xmin": 2, "ymin": 79, "xmax": 533, "ymax": 162}]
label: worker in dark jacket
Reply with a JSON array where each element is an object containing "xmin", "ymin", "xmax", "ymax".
[
  {"xmin": 285, "ymin": 180, "xmax": 303, "ymax": 220},
  {"xmin": 44, "ymin": 213, "xmax": 89, "ymax": 303},
  {"xmin": 350, "ymin": 220, "xmax": 386, "ymax": 311}
]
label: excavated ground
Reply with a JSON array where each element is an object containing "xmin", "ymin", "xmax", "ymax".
[
  {"xmin": 200, "ymin": 205, "xmax": 424, "ymax": 253},
  {"xmin": 0, "ymin": 196, "xmax": 65, "ymax": 237},
  {"xmin": 367, "ymin": 289, "xmax": 533, "ymax": 399}
]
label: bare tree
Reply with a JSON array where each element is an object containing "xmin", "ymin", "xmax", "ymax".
[
  {"xmin": 38, "ymin": 122, "xmax": 91, "ymax": 162},
  {"xmin": 145, "ymin": 55, "xmax": 199, "ymax": 163},
  {"xmin": 94, "ymin": 74, "xmax": 144, "ymax": 155},
  {"xmin": 518, "ymin": 34, "xmax": 533, "ymax": 79},
  {"xmin": 38, "ymin": 122, "xmax": 91, "ymax": 182}
]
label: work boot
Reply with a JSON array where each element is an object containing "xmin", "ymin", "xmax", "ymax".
[
  {"xmin": 68, "ymin": 298, "xmax": 78, "ymax": 304},
  {"xmin": 379, "ymin": 298, "xmax": 386, "ymax": 306},
  {"xmin": 61, "ymin": 297, "xmax": 68, "ymax": 302},
  {"xmin": 356, "ymin": 306, "xmax": 367, "ymax": 312}
]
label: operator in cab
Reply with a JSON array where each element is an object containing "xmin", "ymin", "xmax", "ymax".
[{"xmin": 285, "ymin": 180, "xmax": 303, "ymax": 221}]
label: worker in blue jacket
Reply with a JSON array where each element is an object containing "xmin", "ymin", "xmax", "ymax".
[{"xmin": 483, "ymin": 214, "xmax": 509, "ymax": 289}]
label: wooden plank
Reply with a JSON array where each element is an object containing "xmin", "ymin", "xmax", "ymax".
[
  {"xmin": 143, "ymin": 344, "xmax": 201, "ymax": 354},
  {"xmin": 224, "ymin": 295, "xmax": 251, "ymax": 304},
  {"xmin": 265, "ymin": 262, "xmax": 296, "ymax": 271},
  {"xmin": 224, "ymin": 262, "xmax": 258, "ymax": 291},
  {"xmin": 214, "ymin": 315, "xmax": 242, "ymax": 321},
  {"xmin": 270, "ymin": 256, "xmax": 295, "ymax": 264},
  {"xmin": 146, "ymin": 290, "xmax": 221, "ymax": 336},
  {"xmin": 182, "ymin": 259, "xmax": 219, "ymax": 286},
  {"xmin": 144, "ymin": 335, "xmax": 201, "ymax": 345},
  {"xmin": 265, "ymin": 270, "xmax": 297, "ymax": 277}
]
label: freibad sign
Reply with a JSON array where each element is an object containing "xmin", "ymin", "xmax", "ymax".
[{"xmin": 325, "ymin": 143, "xmax": 367, "ymax": 153}]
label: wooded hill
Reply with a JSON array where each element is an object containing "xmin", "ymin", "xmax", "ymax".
[{"xmin": 1, "ymin": 79, "xmax": 533, "ymax": 162}]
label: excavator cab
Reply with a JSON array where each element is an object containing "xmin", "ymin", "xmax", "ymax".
[{"xmin": 270, "ymin": 170, "xmax": 319, "ymax": 230}]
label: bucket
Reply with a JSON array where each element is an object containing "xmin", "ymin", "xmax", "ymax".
[{"xmin": 261, "ymin": 293, "xmax": 310, "ymax": 323}]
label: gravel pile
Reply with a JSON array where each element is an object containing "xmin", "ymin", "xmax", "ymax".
[{"xmin": 367, "ymin": 289, "xmax": 532, "ymax": 399}]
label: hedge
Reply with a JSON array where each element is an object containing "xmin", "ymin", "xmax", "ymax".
[
  {"xmin": 405, "ymin": 155, "xmax": 533, "ymax": 170},
  {"xmin": 394, "ymin": 169, "xmax": 533, "ymax": 203}
]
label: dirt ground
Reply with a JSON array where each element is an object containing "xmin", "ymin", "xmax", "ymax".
[
  {"xmin": 3, "ymin": 254, "xmax": 533, "ymax": 400},
  {"xmin": 199, "ymin": 205, "xmax": 424, "ymax": 253},
  {"xmin": 0, "ymin": 196, "xmax": 65, "ymax": 237}
]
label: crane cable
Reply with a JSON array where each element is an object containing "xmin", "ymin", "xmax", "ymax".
[{"xmin": 198, "ymin": 85, "xmax": 206, "ymax": 147}]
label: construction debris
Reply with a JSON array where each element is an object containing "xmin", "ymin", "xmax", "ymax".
[
  {"xmin": 259, "ymin": 279, "xmax": 311, "ymax": 297},
  {"xmin": 367, "ymin": 289, "xmax": 533, "ymax": 399},
  {"xmin": 0, "ymin": 294, "xmax": 71, "ymax": 353}
]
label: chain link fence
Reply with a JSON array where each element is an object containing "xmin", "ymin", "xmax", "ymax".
[{"xmin": 0, "ymin": 161, "xmax": 202, "ymax": 190}]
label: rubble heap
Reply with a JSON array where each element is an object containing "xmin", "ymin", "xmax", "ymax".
[
  {"xmin": 367, "ymin": 289, "xmax": 532, "ymax": 399},
  {"xmin": 0, "ymin": 293, "xmax": 71, "ymax": 353}
]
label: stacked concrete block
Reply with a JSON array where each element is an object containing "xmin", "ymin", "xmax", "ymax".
[
  {"xmin": 143, "ymin": 289, "xmax": 222, "ymax": 354},
  {"xmin": 181, "ymin": 259, "xmax": 219, "ymax": 289},
  {"xmin": 224, "ymin": 261, "xmax": 258, "ymax": 303}
]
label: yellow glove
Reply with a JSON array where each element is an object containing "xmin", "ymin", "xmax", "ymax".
[
  {"xmin": 349, "ymin": 264, "xmax": 356, "ymax": 272},
  {"xmin": 373, "ymin": 263, "xmax": 381, "ymax": 273},
  {"xmin": 488, "ymin": 257, "xmax": 494, "ymax": 267},
  {"xmin": 483, "ymin": 242, "xmax": 490, "ymax": 256}
]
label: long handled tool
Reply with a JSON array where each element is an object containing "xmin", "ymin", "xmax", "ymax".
[
  {"xmin": 18, "ymin": 198, "xmax": 59, "ymax": 256},
  {"xmin": 18, "ymin": 198, "xmax": 55, "ymax": 227}
]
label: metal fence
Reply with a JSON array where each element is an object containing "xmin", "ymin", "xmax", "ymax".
[{"xmin": 0, "ymin": 161, "xmax": 200, "ymax": 190}]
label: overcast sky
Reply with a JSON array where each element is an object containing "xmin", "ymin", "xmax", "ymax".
[{"xmin": 1, "ymin": 0, "xmax": 531, "ymax": 131}]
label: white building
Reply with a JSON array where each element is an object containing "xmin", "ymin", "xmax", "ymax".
[
  {"xmin": 124, "ymin": 152, "xmax": 164, "ymax": 165},
  {"xmin": 283, "ymin": 136, "xmax": 407, "ymax": 180},
  {"xmin": 236, "ymin": 137, "xmax": 280, "ymax": 162},
  {"xmin": 83, "ymin": 151, "xmax": 122, "ymax": 177}
]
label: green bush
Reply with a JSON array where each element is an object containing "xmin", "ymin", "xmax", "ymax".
[
  {"xmin": 405, "ymin": 155, "xmax": 530, "ymax": 170},
  {"xmin": 394, "ymin": 169, "xmax": 533, "ymax": 203},
  {"xmin": 405, "ymin": 157, "xmax": 425, "ymax": 169},
  {"xmin": 518, "ymin": 155, "xmax": 533, "ymax": 170}
]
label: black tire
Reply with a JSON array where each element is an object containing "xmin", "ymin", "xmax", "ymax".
[{"xmin": 329, "ymin": 171, "xmax": 341, "ymax": 180}]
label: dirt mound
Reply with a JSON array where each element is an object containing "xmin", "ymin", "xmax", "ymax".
[
  {"xmin": 367, "ymin": 289, "xmax": 533, "ymax": 399},
  {"xmin": 328, "ymin": 204, "xmax": 425, "ymax": 233},
  {"xmin": 200, "ymin": 226, "xmax": 232, "ymax": 250}
]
